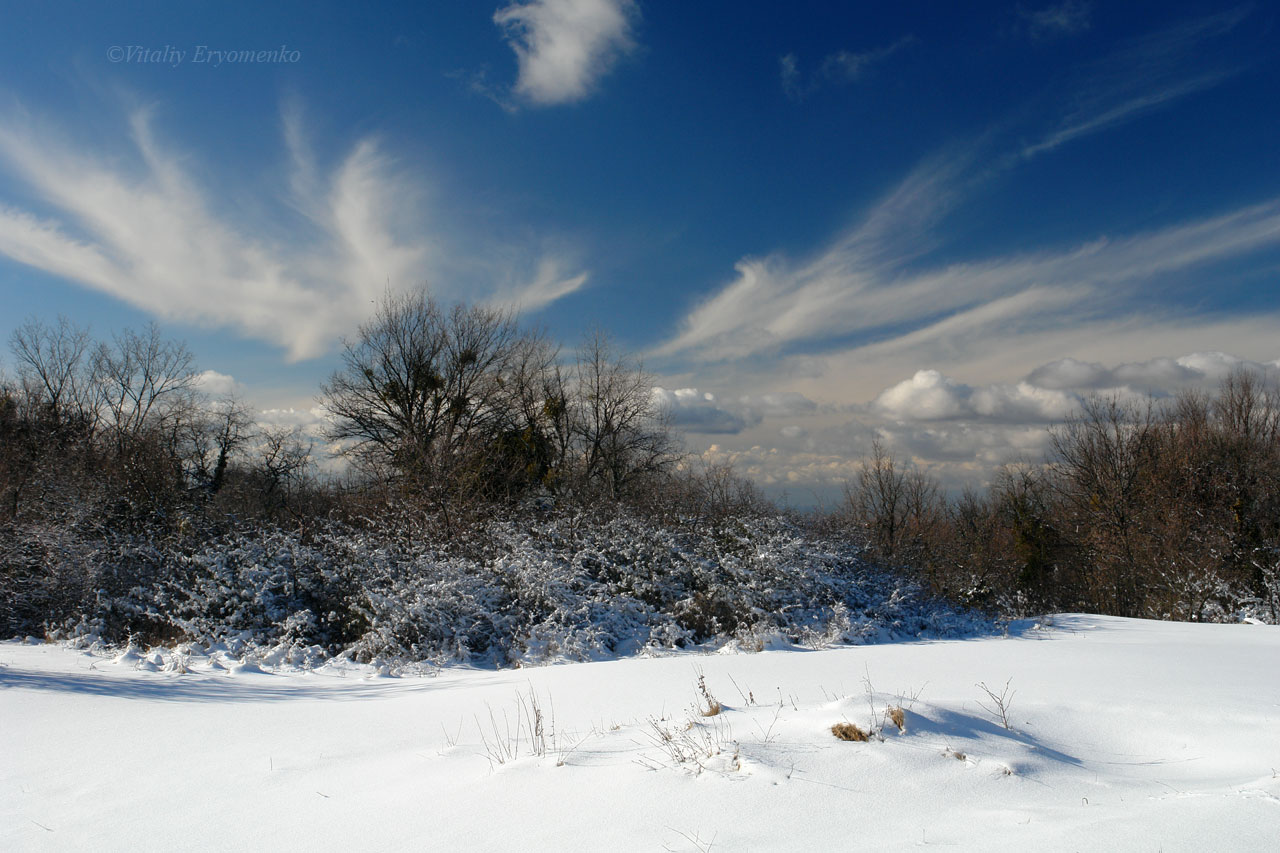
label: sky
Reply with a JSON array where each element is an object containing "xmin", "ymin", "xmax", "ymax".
[{"xmin": 0, "ymin": 0, "xmax": 1277, "ymax": 505}]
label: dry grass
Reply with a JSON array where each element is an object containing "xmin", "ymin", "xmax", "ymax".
[
  {"xmin": 886, "ymin": 706, "xmax": 906, "ymax": 733},
  {"xmin": 696, "ymin": 671, "xmax": 722, "ymax": 717},
  {"xmin": 831, "ymin": 722, "xmax": 870, "ymax": 742}
]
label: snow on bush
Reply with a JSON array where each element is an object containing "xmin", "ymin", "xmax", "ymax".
[{"xmin": 8, "ymin": 510, "xmax": 992, "ymax": 666}]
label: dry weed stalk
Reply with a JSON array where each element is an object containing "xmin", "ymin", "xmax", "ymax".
[{"xmin": 695, "ymin": 668, "xmax": 722, "ymax": 717}]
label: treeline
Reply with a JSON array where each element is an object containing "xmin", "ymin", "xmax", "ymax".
[
  {"xmin": 0, "ymin": 297, "xmax": 773, "ymax": 644},
  {"xmin": 3, "ymin": 294, "xmax": 1277, "ymax": 648},
  {"xmin": 0, "ymin": 317, "xmax": 318, "ymax": 529},
  {"xmin": 836, "ymin": 372, "xmax": 1280, "ymax": 623}
]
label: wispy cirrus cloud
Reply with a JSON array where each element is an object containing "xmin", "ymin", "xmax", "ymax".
[
  {"xmin": 1016, "ymin": 2, "xmax": 1093, "ymax": 39},
  {"xmin": 1023, "ymin": 6, "xmax": 1249, "ymax": 156},
  {"xmin": 780, "ymin": 36, "xmax": 915, "ymax": 101},
  {"xmin": 494, "ymin": 0, "xmax": 638, "ymax": 106},
  {"xmin": 0, "ymin": 104, "xmax": 586, "ymax": 360},
  {"xmin": 658, "ymin": 8, "xmax": 1272, "ymax": 372}
]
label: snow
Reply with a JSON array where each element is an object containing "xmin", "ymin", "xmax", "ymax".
[{"xmin": 3, "ymin": 615, "xmax": 1278, "ymax": 851}]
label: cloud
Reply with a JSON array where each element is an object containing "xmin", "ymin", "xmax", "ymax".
[
  {"xmin": 651, "ymin": 387, "xmax": 819, "ymax": 435},
  {"xmin": 874, "ymin": 370, "xmax": 970, "ymax": 421},
  {"xmin": 494, "ymin": 0, "xmax": 638, "ymax": 106},
  {"xmin": 652, "ymin": 387, "xmax": 758, "ymax": 435},
  {"xmin": 887, "ymin": 422, "xmax": 1055, "ymax": 466},
  {"xmin": 1028, "ymin": 351, "xmax": 1280, "ymax": 393},
  {"xmin": 1022, "ymin": 7, "xmax": 1248, "ymax": 157},
  {"xmin": 873, "ymin": 370, "xmax": 1078, "ymax": 423},
  {"xmin": 1017, "ymin": 2, "xmax": 1093, "ymax": 39},
  {"xmin": 193, "ymin": 370, "xmax": 245, "ymax": 397},
  {"xmin": 779, "ymin": 54, "xmax": 802, "ymax": 100},
  {"xmin": 780, "ymin": 37, "xmax": 914, "ymax": 101},
  {"xmin": 658, "ymin": 8, "xmax": 1274, "ymax": 372},
  {"xmin": 656, "ymin": 175, "xmax": 1280, "ymax": 368},
  {"xmin": 736, "ymin": 391, "xmax": 818, "ymax": 418},
  {"xmin": 0, "ymin": 105, "xmax": 586, "ymax": 360},
  {"xmin": 487, "ymin": 256, "xmax": 590, "ymax": 313}
]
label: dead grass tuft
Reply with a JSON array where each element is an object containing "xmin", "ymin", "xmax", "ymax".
[
  {"xmin": 831, "ymin": 722, "xmax": 870, "ymax": 742},
  {"xmin": 886, "ymin": 706, "xmax": 906, "ymax": 733}
]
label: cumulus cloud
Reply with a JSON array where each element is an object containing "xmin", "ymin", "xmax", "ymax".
[
  {"xmin": 1027, "ymin": 351, "xmax": 1280, "ymax": 393},
  {"xmin": 193, "ymin": 370, "xmax": 244, "ymax": 397},
  {"xmin": 874, "ymin": 370, "xmax": 970, "ymax": 421},
  {"xmin": 968, "ymin": 382, "xmax": 1079, "ymax": 422},
  {"xmin": 872, "ymin": 370, "xmax": 1078, "ymax": 423},
  {"xmin": 494, "ymin": 0, "xmax": 638, "ymax": 106},
  {"xmin": 0, "ymin": 105, "xmax": 586, "ymax": 360}
]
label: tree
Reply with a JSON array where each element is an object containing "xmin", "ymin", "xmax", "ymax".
[
  {"xmin": 183, "ymin": 397, "xmax": 254, "ymax": 495},
  {"xmin": 571, "ymin": 330, "xmax": 676, "ymax": 500},
  {"xmin": 1049, "ymin": 396, "xmax": 1161, "ymax": 617},
  {"xmin": 9, "ymin": 316, "xmax": 97, "ymax": 429},
  {"xmin": 94, "ymin": 322, "xmax": 199, "ymax": 455},
  {"xmin": 320, "ymin": 290, "xmax": 524, "ymax": 487}
]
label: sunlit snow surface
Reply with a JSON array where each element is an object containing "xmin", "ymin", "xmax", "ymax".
[{"xmin": 3, "ymin": 615, "xmax": 1278, "ymax": 851}]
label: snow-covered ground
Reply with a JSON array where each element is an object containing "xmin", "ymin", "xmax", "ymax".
[{"xmin": 3, "ymin": 615, "xmax": 1277, "ymax": 851}]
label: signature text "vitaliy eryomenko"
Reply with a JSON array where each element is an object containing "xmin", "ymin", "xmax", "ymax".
[{"xmin": 107, "ymin": 45, "xmax": 301, "ymax": 67}]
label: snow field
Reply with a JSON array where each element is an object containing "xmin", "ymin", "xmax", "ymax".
[{"xmin": 3, "ymin": 614, "xmax": 1278, "ymax": 851}]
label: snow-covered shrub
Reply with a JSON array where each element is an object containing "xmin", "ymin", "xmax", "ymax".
[{"xmin": 4, "ymin": 506, "xmax": 994, "ymax": 665}]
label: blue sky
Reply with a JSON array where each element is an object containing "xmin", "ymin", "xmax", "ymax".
[{"xmin": 1, "ymin": 1, "xmax": 1278, "ymax": 504}]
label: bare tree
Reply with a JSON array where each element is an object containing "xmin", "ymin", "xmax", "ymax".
[
  {"xmin": 844, "ymin": 440, "xmax": 906, "ymax": 561},
  {"xmin": 1050, "ymin": 396, "xmax": 1161, "ymax": 617},
  {"xmin": 183, "ymin": 397, "xmax": 254, "ymax": 494},
  {"xmin": 320, "ymin": 290, "xmax": 523, "ymax": 486},
  {"xmin": 93, "ymin": 322, "xmax": 199, "ymax": 454},
  {"xmin": 9, "ymin": 316, "xmax": 99, "ymax": 434},
  {"xmin": 572, "ymin": 330, "xmax": 676, "ymax": 500}
]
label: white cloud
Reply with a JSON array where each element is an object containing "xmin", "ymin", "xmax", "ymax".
[
  {"xmin": 1025, "ymin": 357, "xmax": 1109, "ymax": 390},
  {"xmin": 1027, "ymin": 351, "xmax": 1279, "ymax": 393},
  {"xmin": 193, "ymin": 370, "xmax": 244, "ymax": 397},
  {"xmin": 0, "ymin": 106, "xmax": 586, "ymax": 360},
  {"xmin": 487, "ymin": 256, "xmax": 589, "ymax": 313},
  {"xmin": 494, "ymin": 0, "xmax": 638, "ymax": 106},
  {"xmin": 657, "ymin": 9, "xmax": 1265, "ymax": 373},
  {"xmin": 873, "ymin": 370, "xmax": 1078, "ymax": 423},
  {"xmin": 656, "ymin": 179, "xmax": 1280, "ymax": 369},
  {"xmin": 968, "ymin": 382, "xmax": 1078, "ymax": 422},
  {"xmin": 874, "ymin": 370, "xmax": 970, "ymax": 421}
]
